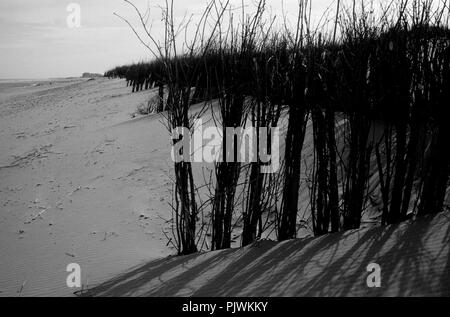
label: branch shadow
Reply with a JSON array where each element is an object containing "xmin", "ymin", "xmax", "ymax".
[{"xmin": 82, "ymin": 212, "xmax": 450, "ymax": 297}]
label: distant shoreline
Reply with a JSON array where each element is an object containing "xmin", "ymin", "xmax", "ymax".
[{"xmin": 0, "ymin": 77, "xmax": 82, "ymax": 83}]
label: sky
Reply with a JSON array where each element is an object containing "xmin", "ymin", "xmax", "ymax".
[{"xmin": 0, "ymin": 0, "xmax": 337, "ymax": 79}]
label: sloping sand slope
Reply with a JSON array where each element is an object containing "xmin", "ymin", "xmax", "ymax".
[
  {"xmin": 0, "ymin": 78, "xmax": 175, "ymax": 296},
  {"xmin": 84, "ymin": 212, "xmax": 450, "ymax": 297},
  {"xmin": 2, "ymin": 77, "xmax": 441, "ymax": 297}
]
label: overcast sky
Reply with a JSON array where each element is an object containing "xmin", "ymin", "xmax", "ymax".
[{"xmin": 0, "ymin": 0, "xmax": 338, "ymax": 79}]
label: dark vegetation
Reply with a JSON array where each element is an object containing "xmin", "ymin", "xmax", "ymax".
[{"xmin": 110, "ymin": 0, "xmax": 450, "ymax": 255}]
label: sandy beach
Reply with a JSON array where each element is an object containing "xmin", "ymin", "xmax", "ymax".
[
  {"xmin": 1, "ymin": 0, "xmax": 449, "ymax": 301},
  {"xmin": 0, "ymin": 77, "xmax": 386, "ymax": 296},
  {"xmin": 0, "ymin": 78, "xmax": 176, "ymax": 296}
]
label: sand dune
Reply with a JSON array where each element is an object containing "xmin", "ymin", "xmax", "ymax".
[{"xmin": 0, "ymin": 77, "xmax": 402, "ymax": 297}]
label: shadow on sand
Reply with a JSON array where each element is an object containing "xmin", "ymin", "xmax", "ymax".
[{"xmin": 81, "ymin": 212, "xmax": 450, "ymax": 297}]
